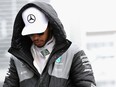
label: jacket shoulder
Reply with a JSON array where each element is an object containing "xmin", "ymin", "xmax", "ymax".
[{"xmin": 67, "ymin": 43, "xmax": 81, "ymax": 55}]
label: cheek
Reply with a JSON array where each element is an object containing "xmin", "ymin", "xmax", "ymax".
[{"xmin": 44, "ymin": 35, "xmax": 49, "ymax": 41}]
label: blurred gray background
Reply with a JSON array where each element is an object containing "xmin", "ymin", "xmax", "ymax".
[
  {"xmin": 0, "ymin": 0, "xmax": 116, "ymax": 87},
  {"xmin": 0, "ymin": 1, "xmax": 29, "ymax": 86}
]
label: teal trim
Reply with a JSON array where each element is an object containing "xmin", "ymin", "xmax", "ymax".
[{"xmin": 56, "ymin": 56, "xmax": 62, "ymax": 63}]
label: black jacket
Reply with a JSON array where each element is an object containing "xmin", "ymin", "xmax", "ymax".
[{"xmin": 3, "ymin": 1, "xmax": 96, "ymax": 87}]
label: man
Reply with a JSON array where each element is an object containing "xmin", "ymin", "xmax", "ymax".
[{"xmin": 3, "ymin": 1, "xmax": 96, "ymax": 87}]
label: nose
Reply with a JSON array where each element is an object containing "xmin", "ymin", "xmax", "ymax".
[{"xmin": 30, "ymin": 34, "xmax": 40, "ymax": 40}]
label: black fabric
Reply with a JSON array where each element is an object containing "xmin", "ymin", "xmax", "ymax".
[
  {"xmin": 69, "ymin": 50, "xmax": 96, "ymax": 87},
  {"xmin": 3, "ymin": 58, "xmax": 19, "ymax": 87}
]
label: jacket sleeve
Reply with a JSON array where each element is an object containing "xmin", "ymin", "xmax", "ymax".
[
  {"xmin": 3, "ymin": 57, "xmax": 19, "ymax": 87},
  {"xmin": 70, "ymin": 50, "xmax": 96, "ymax": 87}
]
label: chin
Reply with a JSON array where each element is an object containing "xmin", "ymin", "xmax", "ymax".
[
  {"xmin": 34, "ymin": 42, "xmax": 46, "ymax": 48},
  {"xmin": 37, "ymin": 45, "xmax": 44, "ymax": 48},
  {"xmin": 35, "ymin": 44, "xmax": 45, "ymax": 48}
]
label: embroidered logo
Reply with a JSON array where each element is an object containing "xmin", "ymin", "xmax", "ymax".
[
  {"xmin": 41, "ymin": 49, "xmax": 50, "ymax": 57},
  {"xmin": 56, "ymin": 56, "xmax": 62, "ymax": 63},
  {"xmin": 27, "ymin": 14, "xmax": 36, "ymax": 23},
  {"xmin": 20, "ymin": 71, "xmax": 27, "ymax": 75}
]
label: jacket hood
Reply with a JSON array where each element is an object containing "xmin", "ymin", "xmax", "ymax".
[{"xmin": 10, "ymin": 1, "xmax": 67, "ymax": 50}]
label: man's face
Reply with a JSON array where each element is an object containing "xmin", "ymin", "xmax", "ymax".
[{"xmin": 29, "ymin": 28, "xmax": 49, "ymax": 47}]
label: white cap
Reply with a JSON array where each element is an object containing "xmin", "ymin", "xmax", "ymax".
[{"xmin": 22, "ymin": 7, "xmax": 48, "ymax": 36}]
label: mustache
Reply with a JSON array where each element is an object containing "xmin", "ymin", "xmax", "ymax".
[{"xmin": 33, "ymin": 39, "xmax": 43, "ymax": 43}]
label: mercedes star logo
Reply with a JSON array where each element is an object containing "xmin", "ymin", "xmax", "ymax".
[{"xmin": 27, "ymin": 14, "xmax": 36, "ymax": 23}]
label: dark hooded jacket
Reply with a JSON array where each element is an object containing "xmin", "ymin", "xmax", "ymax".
[{"xmin": 3, "ymin": 1, "xmax": 96, "ymax": 87}]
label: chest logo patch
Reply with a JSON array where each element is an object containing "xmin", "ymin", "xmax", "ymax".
[{"xmin": 56, "ymin": 56, "xmax": 62, "ymax": 63}]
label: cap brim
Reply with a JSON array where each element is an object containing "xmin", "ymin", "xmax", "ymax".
[{"xmin": 22, "ymin": 22, "xmax": 47, "ymax": 36}]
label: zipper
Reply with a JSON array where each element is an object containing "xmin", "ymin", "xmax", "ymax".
[{"xmin": 37, "ymin": 42, "xmax": 71, "ymax": 86}]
